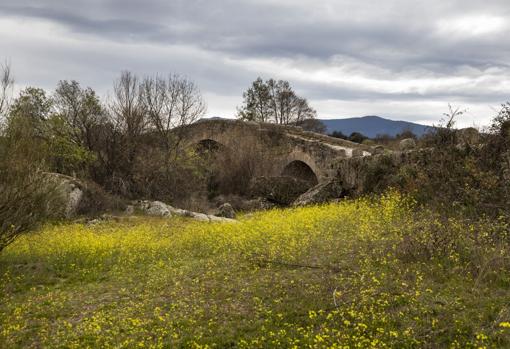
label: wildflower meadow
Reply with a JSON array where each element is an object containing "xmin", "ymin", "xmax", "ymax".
[{"xmin": 1, "ymin": 192, "xmax": 509, "ymax": 348}]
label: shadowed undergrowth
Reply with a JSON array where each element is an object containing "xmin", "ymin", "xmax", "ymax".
[{"xmin": 1, "ymin": 192, "xmax": 509, "ymax": 348}]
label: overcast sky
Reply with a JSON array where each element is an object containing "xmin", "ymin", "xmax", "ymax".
[{"xmin": 1, "ymin": 0, "xmax": 509, "ymax": 127}]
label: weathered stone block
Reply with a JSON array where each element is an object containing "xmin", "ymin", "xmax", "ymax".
[
  {"xmin": 249, "ymin": 176, "xmax": 312, "ymax": 205},
  {"xmin": 292, "ymin": 179, "xmax": 346, "ymax": 206}
]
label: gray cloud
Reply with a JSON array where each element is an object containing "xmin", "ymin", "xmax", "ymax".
[{"xmin": 1, "ymin": 0, "xmax": 509, "ymax": 126}]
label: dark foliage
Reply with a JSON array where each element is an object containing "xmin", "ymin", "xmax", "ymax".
[
  {"xmin": 329, "ymin": 130, "xmax": 348, "ymax": 139},
  {"xmin": 348, "ymin": 132, "xmax": 368, "ymax": 144}
]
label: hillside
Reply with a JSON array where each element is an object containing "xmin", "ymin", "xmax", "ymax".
[
  {"xmin": 320, "ymin": 115, "xmax": 431, "ymax": 138},
  {"xmin": 1, "ymin": 193, "xmax": 509, "ymax": 348}
]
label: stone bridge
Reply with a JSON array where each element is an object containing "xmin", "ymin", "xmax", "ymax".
[{"xmin": 175, "ymin": 119, "xmax": 373, "ymax": 184}]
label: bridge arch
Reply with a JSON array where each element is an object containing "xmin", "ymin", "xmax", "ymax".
[
  {"xmin": 279, "ymin": 151, "xmax": 322, "ymax": 184},
  {"xmin": 282, "ymin": 160, "xmax": 318, "ymax": 185}
]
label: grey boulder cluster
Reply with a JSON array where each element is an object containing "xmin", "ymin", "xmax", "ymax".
[{"xmin": 132, "ymin": 200, "xmax": 237, "ymax": 223}]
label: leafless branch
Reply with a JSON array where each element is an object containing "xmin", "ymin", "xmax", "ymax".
[{"xmin": 0, "ymin": 61, "xmax": 14, "ymax": 128}]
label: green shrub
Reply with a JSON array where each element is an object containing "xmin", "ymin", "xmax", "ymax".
[{"xmin": 0, "ymin": 169, "xmax": 61, "ymax": 252}]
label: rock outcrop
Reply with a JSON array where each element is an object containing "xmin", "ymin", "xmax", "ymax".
[
  {"xmin": 137, "ymin": 200, "xmax": 171, "ymax": 217},
  {"xmin": 457, "ymin": 127, "xmax": 480, "ymax": 146},
  {"xmin": 134, "ymin": 200, "xmax": 237, "ymax": 223},
  {"xmin": 46, "ymin": 173, "xmax": 84, "ymax": 218},
  {"xmin": 46, "ymin": 173, "xmax": 128, "ymax": 218},
  {"xmin": 292, "ymin": 179, "xmax": 347, "ymax": 206},
  {"xmin": 62, "ymin": 181, "xmax": 84, "ymax": 218},
  {"xmin": 399, "ymin": 138, "xmax": 416, "ymax": 151},
  {"xmin": 373, "ymin": 145, "xmax": 385, "ymax": 155},
  {"xmin": 217, "ymin": 203, "xmax": 236, "ymax": 219},
  {"xmin": 249, "ymin": 176, "xmax": 312, "ymax": 205},
  {"xmin": 211, "ymin": 195, "xmax": 276, "ymax": 212}
]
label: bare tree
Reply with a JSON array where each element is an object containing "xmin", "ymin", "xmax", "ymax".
[
  {"xmin": 173, "ymin": 76, "xmax": 206, "ymax": 127},
  {"xmin": 102, "ymin": 71, "xmax": 206, "ymax": 194},
  {"xmin": 294, "ymin": 97, "xmax": 317, "ymax": 122},
  {"xmin": 0, "ymin": 61, "xmax": 14, "ymax": 129},
  {"xmin": 103, "ymin": 71, "xmax": 149, "ymax": 190},
  {"xmin": 110, "ymin": 71, "xmax": 149, "ymax": 136},
  {"xmin": 140, "ymin": 74, "xmax": 206, "ymax": 152},
  {"xmin": 140, "ymin": 75, "xmax": 167, "ymax": 136}
]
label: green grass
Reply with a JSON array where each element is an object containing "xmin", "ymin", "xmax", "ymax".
[{"xmin": 1, "ymin": 192, "xmax": 509, "ymax": 348}]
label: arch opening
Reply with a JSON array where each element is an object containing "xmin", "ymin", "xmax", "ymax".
[
  {"xmin": 282, "ymin": 160, "xmax": 318, "ymax": 186},
  {"xmin": 194, "ymin": 139, "xmax": 228, "ymax": 156}
]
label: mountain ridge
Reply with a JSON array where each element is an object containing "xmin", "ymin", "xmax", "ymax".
[{"xmin": 319, "ymin": 116, "xmax": 431, "ymax": 138}]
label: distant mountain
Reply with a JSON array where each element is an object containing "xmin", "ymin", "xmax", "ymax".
[{"xmin": 320, "ymin": 116, "xmax": 431, "ymax": 138}]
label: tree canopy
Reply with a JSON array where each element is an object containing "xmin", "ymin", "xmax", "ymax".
[{"xmin": 237, "ymin": 78, "xmax": 316, "ymax": 125}]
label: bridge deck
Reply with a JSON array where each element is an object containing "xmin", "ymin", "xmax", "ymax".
[{"xmin": 193, "ymin": 118, "xmax": 373, "ymax": 155}]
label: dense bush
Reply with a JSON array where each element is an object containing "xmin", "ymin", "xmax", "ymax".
[
  {"xmin": 409, "ymin": 106, "xmax": 510, "ymax": 216},
  {"xmin": 0, "ymin": 169, "xmax": 61, "ymax": 252},
  {"xmin": 130, "ymin": 145, "xmax": 209, "ymax": 205},
  {"xmin": 74, "ymin": 179, "xmax": 127, "ymax": 216},
  {"xmin": 358, "ymin": 105, "xmax": 510, "ymax": 218},
  {"xmin": 0, "ymin": 80, "xmax": 64, "ymax": 251}
]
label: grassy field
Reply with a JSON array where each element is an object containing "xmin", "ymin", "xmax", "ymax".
[{"xmin": 1, "ymin": 192, "xmax": 509, "ymax": 348}]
